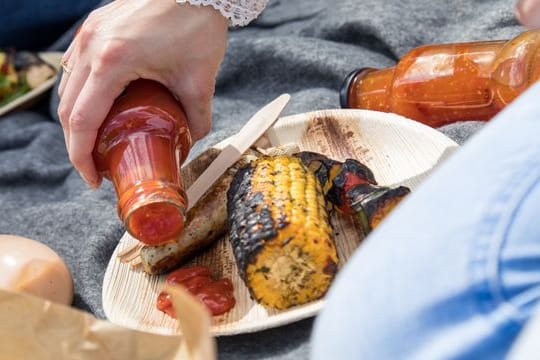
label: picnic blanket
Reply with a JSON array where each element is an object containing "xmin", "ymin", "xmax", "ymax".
[{"xmin": 0, "ymin": 0, "xmax": 523, "ymax": 358}]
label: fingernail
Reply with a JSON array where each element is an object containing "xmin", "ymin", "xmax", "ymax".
[
  {"xmin": 515, "ymin": 0, "xmax": 526, "ymax": 23},
  {"xmin": 79, "ymin": 172, "xmax": 98, "ymax": 189}
]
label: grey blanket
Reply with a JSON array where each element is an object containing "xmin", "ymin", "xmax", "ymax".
[{"xmin": 0, "ymin": 0, "xmax": 524, "ymax": 358}]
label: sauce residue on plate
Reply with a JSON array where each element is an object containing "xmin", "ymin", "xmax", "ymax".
[{"xmin": 157, "ymin": 265, "xmax": 235, "ymax": 317}]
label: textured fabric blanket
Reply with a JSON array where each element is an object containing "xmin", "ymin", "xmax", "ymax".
[{"xmin": 0, "ymin": 0, "xmax": 524, "ymax": 358}]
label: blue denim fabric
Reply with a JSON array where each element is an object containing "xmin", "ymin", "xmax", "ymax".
[
  {"xmin": 0, "ymin": 0, "xmax": 100, "ymax": 49},
  {"xmin": 508, "ymin": 304, "xmax": 540, "ymax": 358},
  {"xmin": 311, "ymin": 81, "xmax": 540, "ymax": 359}
]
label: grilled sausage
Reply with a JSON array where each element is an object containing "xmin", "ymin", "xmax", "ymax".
[{"xmin": 140, "ymin": 152, "xmax": 258, "ymax": 275}]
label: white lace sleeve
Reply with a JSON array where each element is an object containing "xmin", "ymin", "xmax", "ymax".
[{"xmin": 176, "ymin": 0, "xmax": 268, "ymax": 27}]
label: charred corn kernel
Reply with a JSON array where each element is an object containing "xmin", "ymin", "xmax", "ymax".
[{"xmin": 227, "ymin": 155, "xmax": 338, "ymax": 310}]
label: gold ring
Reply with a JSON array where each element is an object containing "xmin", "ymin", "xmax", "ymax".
[{"xmin": 61, "ymin": 59, "xmax": 72, "ymax": 75}]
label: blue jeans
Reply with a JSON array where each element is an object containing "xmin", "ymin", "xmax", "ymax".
[{"xmin": 311, "ymin": 81, "xmax": 540, "ymax": 359}]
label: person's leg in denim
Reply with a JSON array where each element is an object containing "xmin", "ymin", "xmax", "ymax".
[{"xmin": 311, "ymin": 81, "xmax": 540, "ymax": 359}]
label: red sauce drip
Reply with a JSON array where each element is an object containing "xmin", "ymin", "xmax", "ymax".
[{"xmin": 156, "ymin": 266, "xmax": 236, "ymax": 317}]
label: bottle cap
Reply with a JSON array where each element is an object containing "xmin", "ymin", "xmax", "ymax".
[
  {"xmin": 119, "ymin": 181, "xmax": 187, "ymax": 246},
  {"xmin": 340, "ymin": 68, "xmax": 374, "ymax": 108}
]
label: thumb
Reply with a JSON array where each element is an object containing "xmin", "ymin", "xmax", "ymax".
[
  {"xmin": 171, "ymin": 74, "xmax": 214, "ymax": 141},
  {"xmin": 515, "ymin": 0, "xmax": 540, "ymax": 28}
]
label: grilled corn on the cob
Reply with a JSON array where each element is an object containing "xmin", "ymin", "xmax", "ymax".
[{"xmin": 227, "ymin": 155, "xmax": 338, "ymax": 309}]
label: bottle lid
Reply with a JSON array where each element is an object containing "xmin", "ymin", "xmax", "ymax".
[
  {"xmin": 340, "ymin": 68, "xmax": 371, "ymax": 108},
  {"xmin": 119, "ymin": 181, "xmax": 188, "ymax": 246}
]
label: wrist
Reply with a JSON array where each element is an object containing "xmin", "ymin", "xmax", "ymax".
[
  {"xmin": 171, "ymin": 1, "xmax": 229, "ymax": 33},
  {"xmin": 175, "ymin": 0, "xmax": 268, "ymax": 27}
]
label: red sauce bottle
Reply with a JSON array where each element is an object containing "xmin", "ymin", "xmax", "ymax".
[
  {"xmin": 93, "ymin": 79, "xmax": 192, "ymax": 246},
  {"xmin": 340, "ymin": 30, "xmax": 540, "ymax": 127}
]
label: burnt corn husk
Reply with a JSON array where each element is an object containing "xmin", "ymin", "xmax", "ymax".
[{"xmin": 227, "ymin": 155, "xmax": 338, "ymax": 309}]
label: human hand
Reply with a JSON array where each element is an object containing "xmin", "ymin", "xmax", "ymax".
[
  {"xmin": 516, "ymin": 0, "xmax": 540, "ymax": 28},
  {"xmin": 58, "ymin": 0, "xmax": 228, "ymax": 188}
]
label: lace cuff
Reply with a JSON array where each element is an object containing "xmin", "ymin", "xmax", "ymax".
[{"xmin": 176, "ymin": 0, "xmax": 268, "ymax": 27}]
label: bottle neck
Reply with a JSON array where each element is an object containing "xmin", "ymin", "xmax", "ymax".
[
  {"xmin": 343, "ymin": 67, "xmax": 395, "ymax": 112},
  {"xmin": 120, "ymin": 180, "xmax": 187, "ymax": 246},
  {"xmin": 107, "ymin": 132, "xmax": 187, "ymax": 245}
]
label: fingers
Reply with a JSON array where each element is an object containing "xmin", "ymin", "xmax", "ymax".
[
  {"xmin": 179, "ymin": 95, "xmax": 213, "ymax": 142},
  {"xmin": 58, "ymin": 62, "xmax": 91, "ymax": 151},
  {"xmin": 58, "ymin": 15, "xmax": 134, "ymax": 188},
  {"xmin": 58, "ymin": 40, "xmax": 78, "ymax": 149},
  {"xmin": 58, "ymin": 39, "xmax": 77, "ymax": 98},
  {"xmin": 57, "ymin": 72, "xmax": 71, "ymax": 150},
  {"xmin": 516, "ymin": 0, "xmax": 540, "ymax": 28},
  {"xmin": 67, "ymin": 71, "xmax": 131, "ymax": 187}
]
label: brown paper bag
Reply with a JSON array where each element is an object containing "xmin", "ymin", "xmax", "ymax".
[{"xmin": 0, "ymin": 285, "xmax": 215, "ymax": 360}]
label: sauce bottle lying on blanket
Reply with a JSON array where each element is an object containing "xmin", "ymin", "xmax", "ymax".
[
  {"xmin": 340, "ymin": 29, "xmax": 540, "ymax": 127},
  {"xmin": 93, "ymin": 79, "xmax": 192, "ymax": 246}
]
